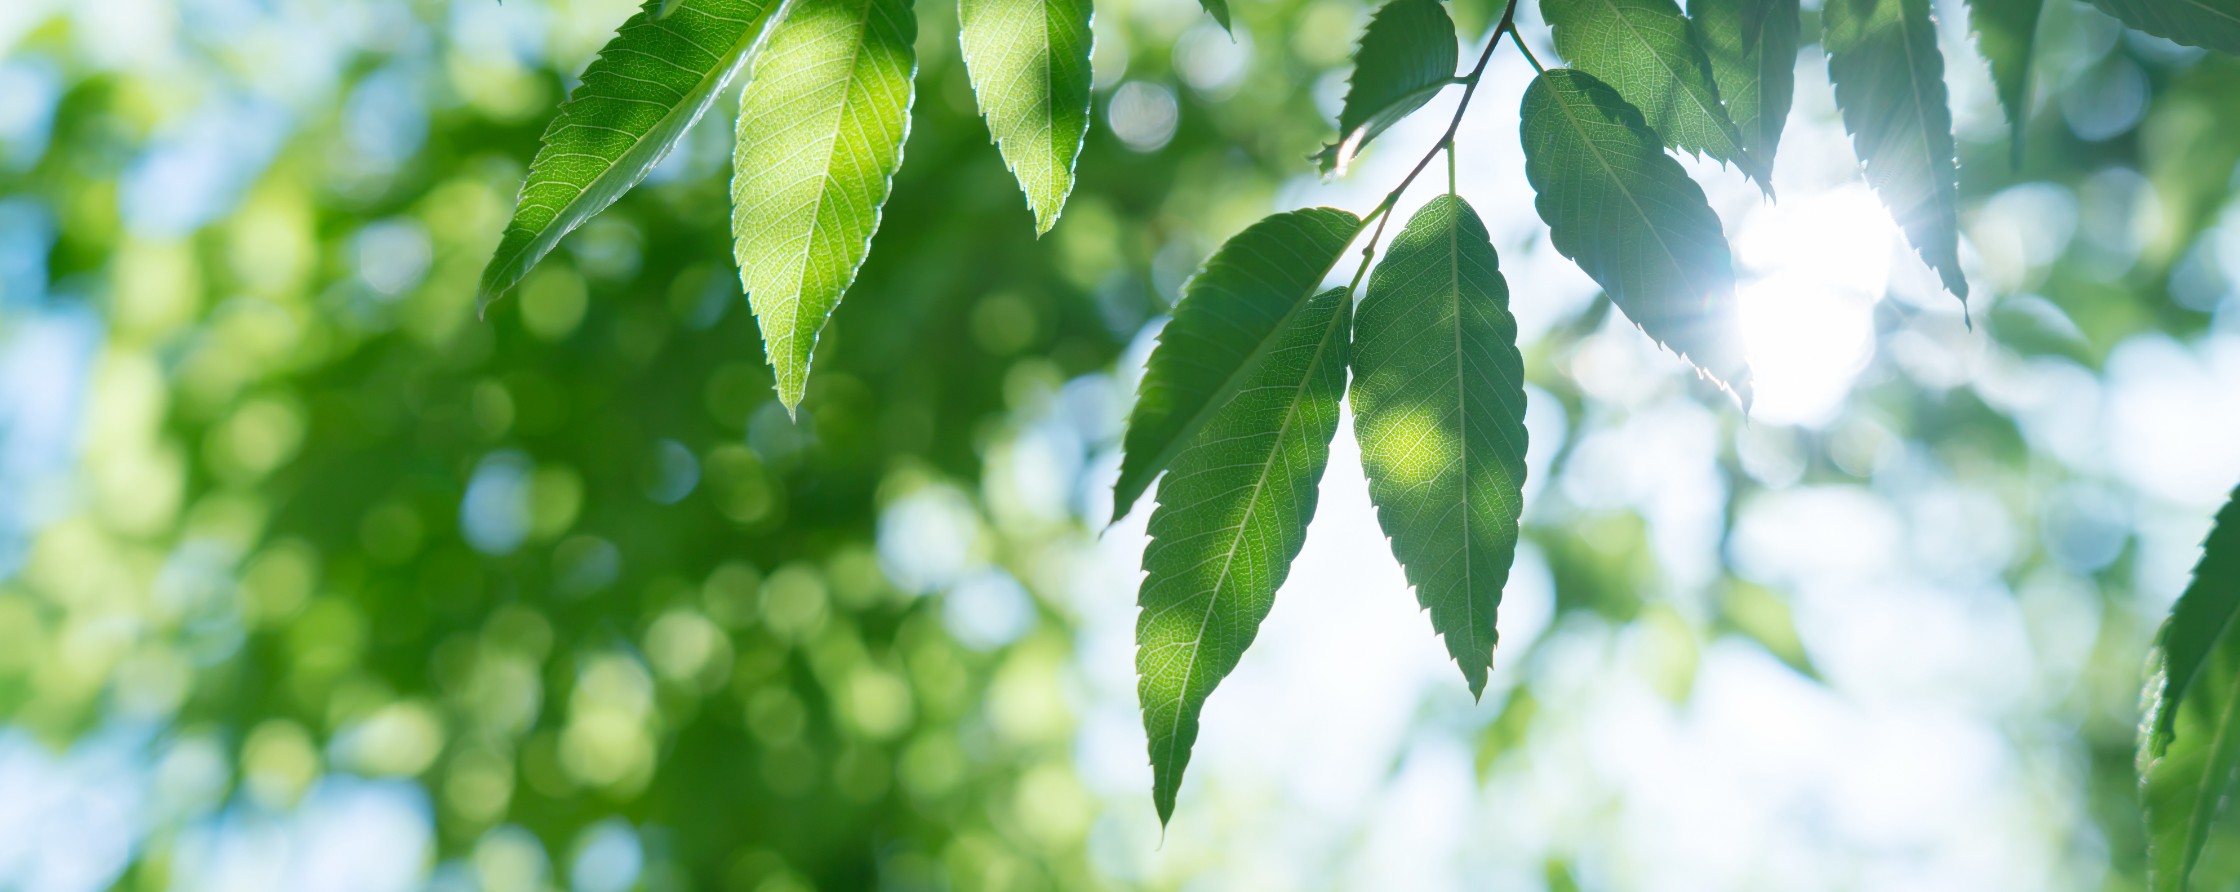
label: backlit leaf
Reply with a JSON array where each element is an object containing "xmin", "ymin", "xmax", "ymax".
[
  {"xmin": 1316, "ymin": 0, "xmax": 1461, "ymax": 176},
  {"xmin": 1689, "ymin": 0, "xmax": 1799, "ymax": 170},
  {"xmin": 1351, "ymin": 194, "xmax": 1528, "ymax": 698},
  {"xmin": 1823, "ymin": 0, "xmax": 1970, "ymax": 302},
  {"xmin": 479, "ymin": 0, "xmax": 784, "ymax": 312},
  {"xmin": 733, "ymin": 0, "xmax": 918, "ymax": 413},
  {"xmin": 1518, "ymin": 69, "xmax": 1750, "ymax": 400},
  {"xmin": 2091, "ymin": 0, "xmax": 2240, "ymax": 54},
  {"xmin": 959, "ymin": 0, "xmax": 1094, "ymax": 233},
  {"xmin": 2142, "ymin": 485, "xmax": 2240, "ymax": 892},
  {"xmin": 1541, "ymin": 0, "xmax": 1771, "ymax": 187},
  {"xmin": 1966, "ymin": 0, "xmax": 2044, "ymax": 161}
]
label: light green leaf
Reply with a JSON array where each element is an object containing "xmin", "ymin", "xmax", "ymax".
[
  {"xmin": 1541, "ymin": 0, "xmax": 1770, "ymax": 188},
  {"xmin": 1351, "ymin": 195, "xmax": 1527, "ymax": 699},
  {"xmin": 1519, "ymin": 69, "xmax": 1750, "ymax": 400},
  {"xmin": 733, "ymin": 0, "xmax": 918, "ymax": 414},
  {"xmin": 479, "ymin": 0, "xmax": 784, "ymax": 312},
  {"xmin": 1966, "ymin": 0, "xmax": 2044, "ymax": 162},
  {"xmin": 2143, "ymin": 485, "xmax": 2240, "ymax": 892},
  {"xmin": 959, "ymin": 0, "xmax": 1093, "ymax": 233},
  {"xmin": 1823, "ymin": 0, "xmax": 1970, "ymax": 302},
  {"xmin": 1137, "ymin": 284, "xmax": 1351, "ymax": 826},
  {"xmin": 1111, "ymin": 208, "xmax": 1364, "ymax": 524},
  {"xmin": 1315, "ymin": 0, "xmax": 1460, "ymax": 176},
  {"xmin": 1689, "ymin": 0, "xmax": 1799, "ymax": 171},
  {"xmin": 2091, "ymin": 0, "xmax": 2240, "ymax": 54}
]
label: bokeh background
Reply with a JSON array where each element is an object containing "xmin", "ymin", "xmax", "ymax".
[{"xmin": 3, "ymin": 0, "xmax": 2240, "ymax": 887}]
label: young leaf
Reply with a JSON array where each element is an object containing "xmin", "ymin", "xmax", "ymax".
[
  {"xmin": 1689, "ymin": 0, "xmax": 1799, "ymax": 172},
  {"xmin": 959, "ymin": 0, "xmax": 1094, "ymax": 233},
  {"xmin": 2142, "ymin": 485, "xmax": 2240, "ymax": 892},
  {"xmin": 1351, "ymin": 195, "xmax": 1528, "ymax": 698},
  {"xmin": 2091, "ymin": 0, "xmax": 2240, "ymax": 54},
  {"xmin": 1111, "ymin": 208, "xmax": 1365, "ymax": 524},
  {"xmin": 1138, "ymin": 284, "xmax": 1352, "ymax": 826},
  {"xmin": 1518, "ymin": 69, "xmax": 1751, "ymax": 400},
  {"xmin": 1316, "ymin": 0, "xmax": 1461, "ymax": 176},
  {"xmin": 1540, "ymin": 0, "xmax": 1771, "ymax": 188},
  {"xmin": 1966, "ymin": 0, "xmax": 2044, "ymax": 163},
  {"xmin": 733, "ymin": 0, "xmax": 918, "ymax": 414},
  {"xmin": 479, "ymin": 0, "xmax": 784, "ymax": 311},
  {"xmin": 1823, "ymin": 0, "xmax": 1970, "ymax": 303}
]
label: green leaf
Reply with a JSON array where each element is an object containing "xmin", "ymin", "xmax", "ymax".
[
  {"xmin": 1518, "ymin": 69, "xmax": 1750, "ymax": 400},
  {"xmin": 479, "ymin": 0, "xmax": 785, "ymax": 312},
  {"xmin": 1541, "ymin": 0, "xmax": 1771, "ymax": 188},
  {"xmin": 1823, "ymin": 0, "xmax": 1970, "ymax": 302},
  {"xmin": 1111, "ymin": 208, "xmax": 1365, "ymax": 524},
  {"xmin": 2091, "ymin": 0, "xmax": 2240, "ymax": 54},
  {"xmin": 733, "ymin": 0, "xmax": 919, "ymax": 414},
  {"xmin": 1200, "ymin": 0, "xmax": 1234, "ymax": 29},
  {"xmin": 1351, "ymin": 195, "xmax": 1527, "ymax": 699},
  {"xmin": 1315, "ymin": 0, "xmax": 1460, "ymax": 176},
  {"xmin": 1137, "ymin": 284, "xmax": 1352, "ymax": 826},
  {"xmin": 1688, "ymin": 0, "xmax": 1799, "ymax": 171},
  {"xmin": 959, "ymin": 0, "xmax": 1094, "ymax": 233},
  {"xmin": 2143, "ymin": 485, "xmax": 2240, "ymax": 892},
  {"xmin": 1966, "ymin": 0, "xmax": 2044, "ymax": 163}
]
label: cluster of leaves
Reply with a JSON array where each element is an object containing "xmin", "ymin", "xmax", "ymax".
[{"xmin": 478, "ymin": 0, "xmax": 2240, "ymax": 843}]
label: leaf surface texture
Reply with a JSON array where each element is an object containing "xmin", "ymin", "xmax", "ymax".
[
  {"xmin": 1823, "ymin": 0, "xmax": 1969, "ymax": 301},
  {"xmin": 1317, "ymin": 0, "xmax": 1460, "ymax": 175},
  {"xmin": 1542, "ymin": 0, "xmax": 1769, "ymax": 186},
  {"xmin": 959, "ymin": 0, "xmax": 1094, "ymax": 232},
  {"xmin": 1689, "ymin": 0, "xmax": 1799, "ymax": 170},
  {"xmin": 2143, "ymin": 486, "xmax": 2240, "ymax": 892}
]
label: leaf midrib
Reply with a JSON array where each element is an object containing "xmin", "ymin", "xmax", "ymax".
[
  {"xmin": 1546, "ymin": 78, "xmax": 1692, "ymax": 302},
  {"xmin": 1589, "ymin": 0, "xmax": 1745, "ymax": 162}
]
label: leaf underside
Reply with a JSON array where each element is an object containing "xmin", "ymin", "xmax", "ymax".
[
  {"xmin": 1542, "ymin": 0, "xmax": 1770, "ymax": 188},
  {"xmin": 1317, "ymin": 0, "xmax": 1461, "ymax": 176},
  {"xmin": 2091, "ymin": 0, "xmax": 2240, "ymax": 54},
  {"xmin": 1111, "ymin": 208, "xmax": 1365, "ymax": 525},
  {"xmin": 480, "ymin": 0, "xmax": 782, "ymax": 311},
  {"xmin": 1965, "ymin": 0, "xmax": 2044, "ymax": 162},
  {"xmin": 1137, "ymin": 283, "xmax": 1352, "ymax": 827},
  {"xmin": 1519, "ymin": 69, "xmax": 1751, "ymax": 401},
  {"xmin": 733, "ymin": 0, "xmax": 919, "ymax": 413},
  {"xmin": 1823, "ymin": 0, "xmax": 1970, "ymax": 302},
  {"xmin": 1689, "ymin": 0, "xmax": 1799, "ymax": 171},
  {"xmin": 959, "ymin": 0, "xmax": 1095, "ymax": 233},
  {"xmin": 2142, "ymin": 485, "xmax": 2240, "ymax": 892},
  {"xmin": 1352, "ymin": 195, "xmax": 1528, "ymax": 698}
]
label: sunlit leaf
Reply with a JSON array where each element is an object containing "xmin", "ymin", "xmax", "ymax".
[
  {"xmin": 1824, "ymin": 0, "xmax": 1970, "ymax": 302},
  {"xmin": 734, "ymin": 0, "xmax": 918, "ymax": 413},
  {"xmin": 1689, "ymin": 0, "xmax": 1799, "ymax": 171},
  {"xmin": 1541, "ymin": 0, "xmax": 1771, "ymax": 188},
  {"xmin": 1518, "ymin": 69, "xmax": 1750, "ymax": 400},
  {"xmin": 1351, "ymin": 194, "xmax": 1527, "ymax": 698},
  {"xmin": 2142, "ymin": 485, "xmax": 2240, "ymax": 892},
  {"xmin": 2091, "ymin": 0, "xmax": 2240, "ymax": 54},
  {"xmin": 1111, "ymin": 208, "xmax": 1364, "ymax": 524},
  {"xmin": 479, "ymin": 0, "xmax": 784, "ymax": 312},
  {"xmin": 1315, "ymin": 0, "xmax": 1460, "ymax": 176},
  {"xmin": 1966, "ymin": 0, "xmax": 2044, "ymax": 162},
  {"xmin": 1137, "ymin": 284, "xmax": 1351, "ymax": 826},
  {"xmin": 959, "ymin": 0, "xmax": 1094, "ymax": 233}
]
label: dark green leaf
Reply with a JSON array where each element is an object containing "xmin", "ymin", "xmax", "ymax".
[
  {"xmin": 1689, "ymin": 0, "xmax": 1799, "ymax": 170},
  {"xmin": 959, "ymin": 0, "xmax": 1094, "ymax": 233},
  {"xmin": 479, "ymin": 0, "xmax": 784, "ymax": 311},
  {"xmin": 1518, "ymin": 69, "xmax": 1751, "ymax": 400},
  {"xmin": 1316, "ymin": 0, "xmax": 1461, "ymax": 176},
  {"xmin": 733, "ymin": 0, "xmax": 919, "ymax": 414},
  {"xmin": 2143, "ymin": 485, "xmax": 2240, "ymax": 892},
  {"xmin": 2091, "ymin": 0, "xmax": 2240, "ymax": 54},
  {"xmin": 1111, "ymin": 208, "xmax": 1365, "ymax": 524},
  {"xmin": 1967, "ymin": 0, "xmax": 2044, "ymax": 162},
  {"xmin": 1541, "ymin": 0, "xmax": 1771, "ymax": 187},
  {"xmin": 1138, "ymin": 284, "xmax": 1352, "ymax": 826},
  {"xmin": 1351, "ymin": 195, "xmax": 1527, "ymax": 698},
  {"xmin": 1824, "ymin": 0, "xmax": 1970, "ymax": 302},
  {"xmin": 1201, "ymin": 0, "xmax": 1234, "ymax": 29}
]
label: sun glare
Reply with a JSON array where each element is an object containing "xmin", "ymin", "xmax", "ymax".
[{"xmin": 1734, "ymin": 186, "xmax": 1899, "ymax": 426}]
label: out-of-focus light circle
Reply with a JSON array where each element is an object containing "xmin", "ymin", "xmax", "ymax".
[{"xmin": 1108, "ymin": 81, "xmax": 1178, "ymax": 152}]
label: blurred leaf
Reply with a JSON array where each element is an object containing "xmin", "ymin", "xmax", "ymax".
[
  {"xmin": 1315, "ymin": 0, "xmax": 1460, "ymax": 176},
  {"xmin": 1689, "ymin": 0, "xmax": 1799, "ymax": 171},
  {"xmin": 1201, "ymin": 0, "xmax": 1235, "ymax": 30},
  {"xmin": 479, "ymin": 0, "xmax": 782, "ymax": 311},
  {"xmin": 1966, "ymin": 0, "xmax": 2044, "ymax": 163},
  {"xmin": 1823, "ymin": 0, "xmax": 1969, "ymax": 303},
  {"xmin": 1351, "ymin": 195, "xmax": 1526, "ymax": 698},
  {"xmin": 1716, "ymin": 580, "xmax": 1820, "ymax": 680},
  {"xmin": 2142, "ymin": 485, "xmax": 2240, "ymax": 892},
  {"xmin": 2091, "ymin": 0, "xmax": 2240, "ymax": 55},
  {"xmin": 958, "ymin": 0, "xmax": 1093, "ymax": 233},
  {"xmin": 1473, "ymin": 687, "xmax": 1540, "ymax": 781},
  {"xmin": 1518, "ymin": 69, "xmax": 1750, "ymax": 401},
  {"xmin": 1137, "ymin": 284, "xmax": 1351, "ymax": 826},
  {"xmin": 735, "ymin": 0, "xmax": 919, "ymax": 414},
  {"xmin": 1541, "ymin": 0, "xmax": 1771, "ymax": 188},
  {"xmin": 1111, "ymin": 208, "xmax": 1364, "ymax": 524}
]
